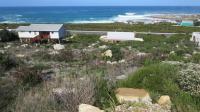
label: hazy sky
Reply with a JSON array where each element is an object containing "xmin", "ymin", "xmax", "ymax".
[{"xmin": 1, "ymin": 0, "xmax": 200, "ymax": 6}]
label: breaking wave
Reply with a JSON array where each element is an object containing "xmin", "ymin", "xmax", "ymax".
[{"xmin": 68, "ymin": 12, "xmax": 154, "ymax": 24}]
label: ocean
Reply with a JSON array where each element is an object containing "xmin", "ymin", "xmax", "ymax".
[{"xmin": 0, "ymin": 6, "xmax": 200, "ymax": 23}]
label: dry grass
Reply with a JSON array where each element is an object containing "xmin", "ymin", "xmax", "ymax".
[{"xmin": 13, "ymin": 76, "xmax": 96, "ymax": 112}]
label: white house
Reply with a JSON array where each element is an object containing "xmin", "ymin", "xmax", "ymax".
[
  {"xmin": 100, "ymin": 32, "xmax": 143, "ymax": 42},
  {"xmin": 16, "ymin": 24, "xmax": 65, "ymax": 42},
  {"xmin": 191, "ymin": 32, "xmax": 200, "ymax": 46}
]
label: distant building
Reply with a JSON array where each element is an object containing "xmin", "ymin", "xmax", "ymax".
[
  {"xmin": 100, "ymin": 32, "xmax": 143, "ymax": 42},
  {"xmin": 191, "ymin": 32, "xmax": 200, "ymax": 46},
  {"xmin": 16, "ymin": 24, "xmax": 65, "ymax": 43},
  {"xmin": 180, "ymin": 20, "xmax": 194, "ymax": 26}
]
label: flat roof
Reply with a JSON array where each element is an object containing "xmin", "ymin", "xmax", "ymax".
[{"xmin": 16, "ymin": 24, "xmax": 63, "ymax": 32}]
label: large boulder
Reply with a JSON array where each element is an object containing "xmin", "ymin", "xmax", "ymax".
[
  {"xmin": 158, "ymin": 95, "xmax": 171, "ymax": 106},
  {"xmin": 79, "ymin": 104, "xmax": 104, "ymax": 112},
  {"xmin": 115, "ymin": 88, "xmax": 152, "ymax": 103},
  {"xmin": 53, "ymin": 44, "xmax": 65, "ymax": 50}
]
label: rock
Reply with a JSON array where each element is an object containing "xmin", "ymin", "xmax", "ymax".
[
  {"xmin": 35, "ymin": 49, "xmax": 40, "ymax": 52},
  {"xmin": 115, "ymin": 102, "xmax": 171, "ymax": 112},
  {"xmin": 158, "ymin": 95, "xmax": 171, "ymax": 106},
  {"xmin": 53, "ymin": 44, "xmax": 65, "ymax": 50},
  {"xmin": 184, "ymin": 54, "xmax": 192, "ymax": 58},
  {"xmin": 16, "ymin": 54, "xmax": 25, "ymax": 58},
  {"xmin": 49, "ymin": 50, "xmax": 59, "ymax": 55},
  {"xmin": 79, "ymin": 104, "xmax": 104, "ymax": 112},
  {"xmin": 106, "ymin": 61, "xmax": 112, "ymax": 64},
  {"xmin": 102, "ymin": 50, "xmax": 112, "ymax": 57},
  {"xmin": 99, "ymin": 45, "xmax": 108, "ymax": 49},
  {"xmin": 118, "ymin": 59, "xmax": 125, "ymax": 63},
  {"xmin": 21, "ymin": 44, "xmax": 28, "ymax": 47},
  {"xmin": 0, "ymin": 50, "xmax": 5, "ymax": 54},
  {"xmin": 137, "ymin": 52, "xmax": 147, "ymax": 57},
  {"xmin": 70, "ymin": 35, "xmax": 74, "ymax": 39},
  {"xmin": 106, "ymin": 61, "xmax": 117, "ymax": 65},
  {"xmin": 4, "ymin": 45, "xmax": 11, "ymax": 49},
  {"xmin": 170, "ymin": 51, "xmax": 175, "ymax": 54},
  {"xmin": 116, "ymin": 75, "xmax": 127, "ymax": 80},
  {"xmin": 115, "ymin": 88, "xmax": 152, "ymax": 103}
]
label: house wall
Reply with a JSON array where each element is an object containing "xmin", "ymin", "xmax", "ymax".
[
  {"xmin": 18, "ymin": 31, "xmax": 39, "ymax": 38},
  {"xmin": 50, "ymin": 26, "xmax": 66, "ymax": 39},
  {"xmin": 59, "ymin": 26, "xmax": 66, "ymax": 38},
  {"xmin": 50, "ymin": 32, "xmax": 59, "ymax": 39},
  {"xmin": 191, "ymin": 33, "xmax": 200, "ymax": 46},
  {"xmin": 107, "ymin": 32, "xmax": 135, "ymax": 41}
]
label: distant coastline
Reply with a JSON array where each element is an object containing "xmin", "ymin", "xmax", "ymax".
[{"xmin": 0, "ymin": 6, "xmax": 200, "ymax": 24}]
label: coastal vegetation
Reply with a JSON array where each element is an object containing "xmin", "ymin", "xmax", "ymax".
[
  {"xmin": 0, "ymin": 29, "xmax": 19, "ymax": 42},
  {"xmin": 1, "ymin": 23, "xmax": 200, "ymax": 33},
  {"xmin": 0, "ymin": 23, "xmax": 200, "ymax": 112}
]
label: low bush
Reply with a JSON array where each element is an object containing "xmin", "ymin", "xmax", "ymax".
[
  {"xmin": 0, "ymin": 53, "xmax": 19, "ymax": 73},
  {"xmin": 177, "ymin": 63, "xmax": 200, "ymax": 96},
  {"xmin": 192, "ymin": 53, "xmax": 200, "ymax": 63},
  {"xmin": 0, "ymin": 78, "xmax": 18, "ymax": 111},
  {"xmin": 13, "ymin": 66, "xmax": 44, "ymax": 87},
  {"xmin": 119, "ymin": 63, "xmax": 200, "ymax": 112},
  {"xmin": 94, "ymin": 77, "xmax": 117, "ymax": 109},
  {"xmin": 33, "ymin": 50, "xmax": 74, "ymax": 62},
  {"xmin": 0, "ymin": 29, "xmax": 19, "ymax": 42},
  {"xmin": 106, "ymin": 45, "xmax": 123, "ymax": 61}
]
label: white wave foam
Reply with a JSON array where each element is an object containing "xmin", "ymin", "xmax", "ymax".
[
  {"xmin": 68, "ymin": 12, "xmax": 158, "ymax": 24},
  {"xmin": 16, "ymin": 14, "xmax": 23, "ymax": 17},
  {"xmin": 0, "ymin": 20, "xmax": 25, "ymax": 23},
  {"xmin": 69, "ymin": 19, "xmax": 114, "ymax": 24}
]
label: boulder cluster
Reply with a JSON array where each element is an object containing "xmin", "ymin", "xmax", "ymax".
[{"xmin": 79, "ymin": 88, "xmax": 171, "ymax": 112}]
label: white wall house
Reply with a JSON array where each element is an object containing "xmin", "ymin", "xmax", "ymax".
[
  {"xmin": 100, "ymin": 32, "xmax": 143, "ymax": 42},
  {"xmin": 16, "ymin": 24, "xmax": 65, "ymax": 41},
  {"xmin": 191, "ymin": 32, "xmax": 200, "ymax": 46}
]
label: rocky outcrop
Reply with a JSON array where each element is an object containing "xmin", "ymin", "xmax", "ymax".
[
  {"xmin": 53, "ymin": 44, "xmax": 65, "ymax": 50},
  {"xmin": 115, "ymin": 88, "xmax": 152, "ymax": 103},
  {"xmin": 114, "ymin": 88, "xmax": 171, "ymax": 112},
  {"xmin": 115, "ymin": 102, "xmax": 171, "ymax": 112},
  {"xmin": 79, "ymin": 104, "xmax": 104, "ymax": 112}
]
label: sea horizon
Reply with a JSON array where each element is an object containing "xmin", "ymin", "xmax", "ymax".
[{"xmin": 0, "ymin": 6, "xmax": 200, "ymax": 24}]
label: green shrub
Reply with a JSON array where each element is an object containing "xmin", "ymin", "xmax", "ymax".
[
  {"xmin": 0, "ymin": 29, "xmax": 19, "ymax": 42},
  {"xmin": 13, "ymin": 66, "xmax": 44, "ymax": 87},
  {"xmin": 33, "ymin": 50, "xmax": 74, "ymax": 62},
  {"xmin": 119, "ymin": 63, "xmax": 200, "ymax": 112},
  {"xmin": 177, "ymin": 63, "xmax": 200, "ymax": 96},
  {"xmin": 109, "ymin": 45, "xmax": 123, "ymax": 61},
  {"xmin": 95, "ymin": 77, "xmax": 117, "ymax": 109},
  {"xmin": 192, "ymin": 53, "xmax": 200, "ymax": 63},
  {"xmin": 0, "ymin": 78, "xmax": 18, "ymax": 111},
  {"xmin": 0, "ymin": 53, "xmax": 19, "ymax": 73}
]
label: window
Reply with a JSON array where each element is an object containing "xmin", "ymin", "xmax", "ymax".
[
  {"xmin": 34, "ymin": 32, "xmax": 37, "ymax": 35},
  {"xmin": 29, "ymin": 31, "xmax": 31, "ymax": 34},
  {"xmin": 51, "ymin": 32, "xmax": 54, "ymax": 34}
]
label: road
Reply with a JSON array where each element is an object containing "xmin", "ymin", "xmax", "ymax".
[
  {"xmin": 1, "ymin": 29, "xmax": 188, "ymax": 36},
  {"xmin": 67, "ymin": 30, "xmax": 187, "ymax": 36}
]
